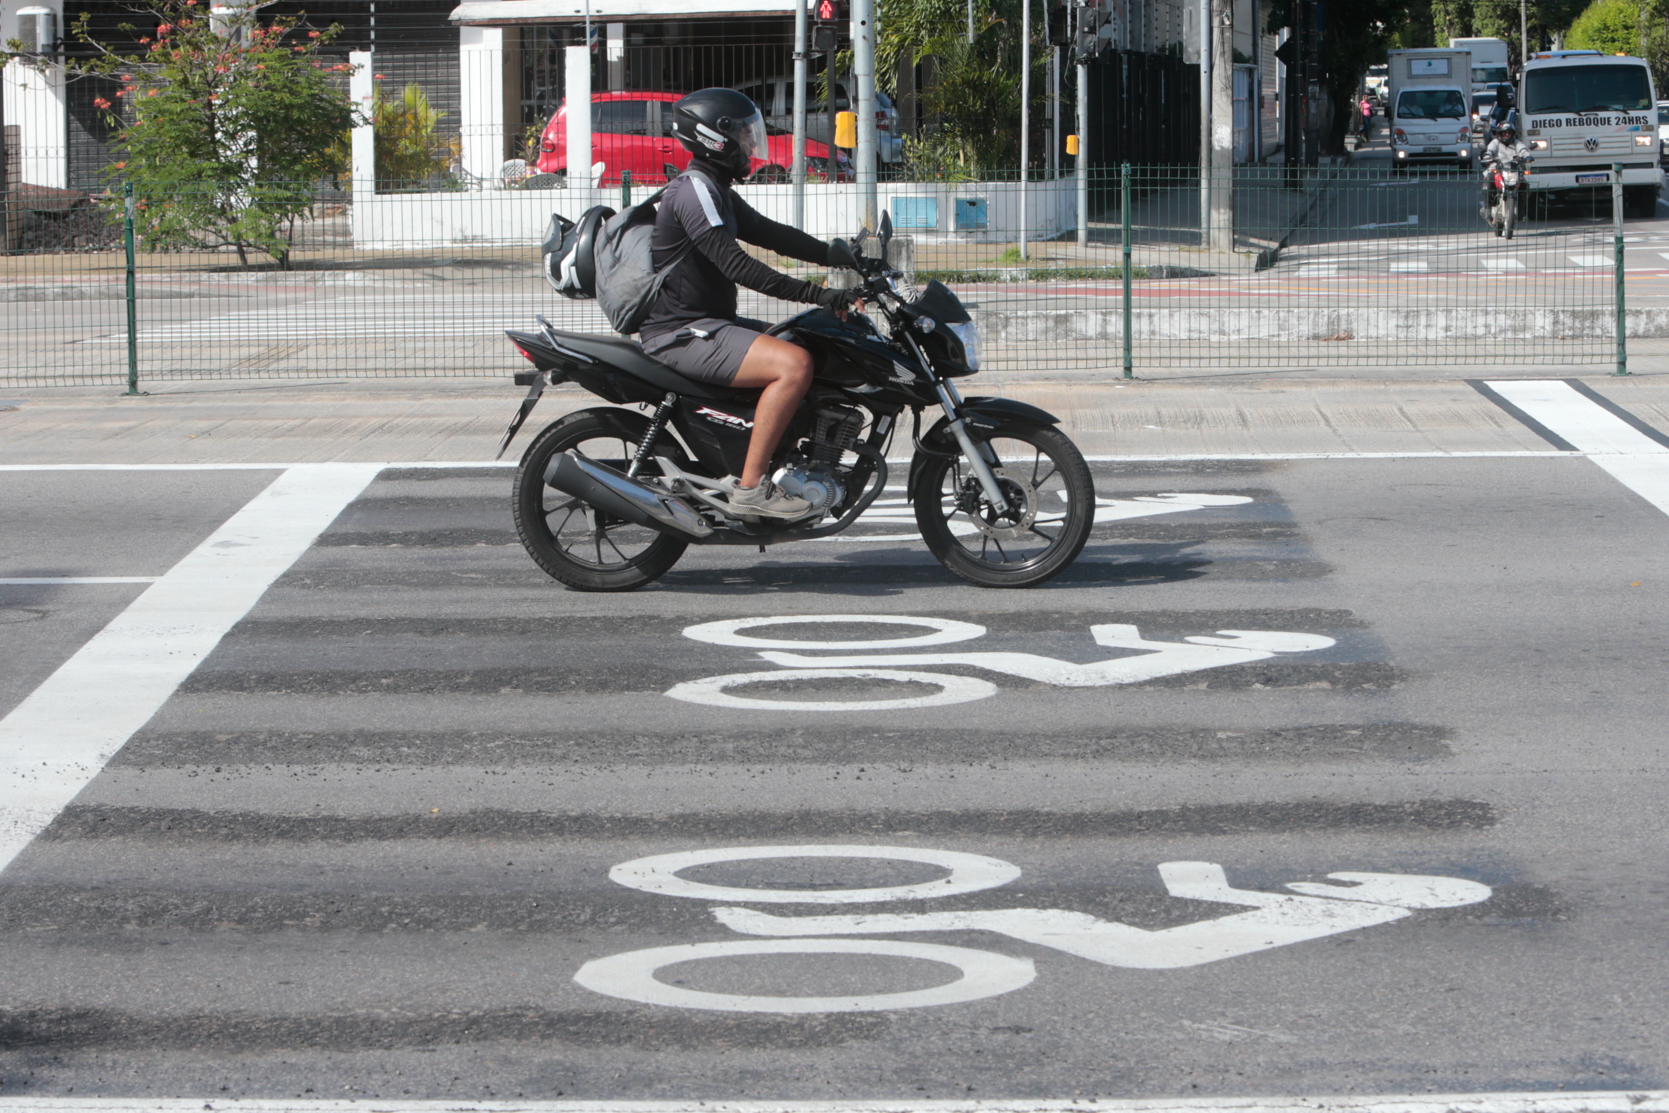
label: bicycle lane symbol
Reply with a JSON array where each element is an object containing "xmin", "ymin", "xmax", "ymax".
[
  {"xmin": 663, "ymin": 615, "xmax": 1339, "ymax": 711},
  {"xmin": 572, "ymin": 845, "xmax": 1493, "ymax": 1014}
]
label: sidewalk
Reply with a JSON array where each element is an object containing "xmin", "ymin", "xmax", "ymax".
[{"xmin": 7, "ymin": 369, "xmax": 1668, "ymax": 466}]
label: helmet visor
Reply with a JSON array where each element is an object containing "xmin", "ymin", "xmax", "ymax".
[{"xmin": 735, "ymin": 110, "xmax": 768, "ymax": 164}]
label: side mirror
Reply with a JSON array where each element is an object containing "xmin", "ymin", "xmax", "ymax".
[
  {"xmin": 878, "ymin": 210, "xmax": 893, "ymax": 251},
  {"xmin": 828, "ymin": 237, "xmax": 859, "ymax": 270}
]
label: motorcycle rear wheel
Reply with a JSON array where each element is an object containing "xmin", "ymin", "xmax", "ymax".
[
  {"xmin": 911, "ymin": 422, "xmax": 1095, "ymax": 588},
  {"xmin": 513, "ymin": 408, "xmax": 691, "ymax": 592}
]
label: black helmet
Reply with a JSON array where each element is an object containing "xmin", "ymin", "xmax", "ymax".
[
  {"xmin": 542, "ymin": 205, "xmax": 614, "ymax": 299},
  {"xmin": 1494, "ymin": 120, "xmax": 1517, "ymax": 141},
  {"xmin": 670, "ymin": 88, "xmax": 768, "ymax": 179}
]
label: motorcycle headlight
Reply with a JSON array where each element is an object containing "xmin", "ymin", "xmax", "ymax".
[{"xmin": 947, "ymin": 321, "xmax": 980, "ymax": 371}]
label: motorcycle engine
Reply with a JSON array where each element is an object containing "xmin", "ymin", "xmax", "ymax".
[
  {"xmin": 775, "ymin": 405, "xmax": 863, "ymax": 514},
  {"xmin": 772, "ymin": 460, "xmax": 845, "ymax": 514}
]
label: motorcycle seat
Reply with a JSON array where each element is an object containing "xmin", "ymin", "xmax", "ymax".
[{"xmin": 543, "ymin": 328, "xmax": 751, "ymax": 402}]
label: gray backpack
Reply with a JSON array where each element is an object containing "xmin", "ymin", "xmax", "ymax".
[{"xmin": 588, "ymin": 174, "xmax": 704, "ymax": 336}]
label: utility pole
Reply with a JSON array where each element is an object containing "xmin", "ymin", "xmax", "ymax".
[
  {"xmin": 1076, "ymin": 1, "xmax": 1089, "ymax": 247},
  {"xmin": 792, "ymin": 0, "xmax": 808, "ymax": 227},
  {"xmin": 1210, "ymin": 0, "xmax": 1232, "ymax": 251},
  {"xmin": 1020, "ymin": 0, "xmax": 1031, "ymax": 259},
  {"xmin": 852, "ymin": 0, "xmax": 878, "ymax": 229},
  {"xmin": 1519, "ymin": 0, "xmax": 1528, "ymax": 69},
  {"xmin": 1198, "ymin": 0, "xmax": 1210, "ymax": 245}
]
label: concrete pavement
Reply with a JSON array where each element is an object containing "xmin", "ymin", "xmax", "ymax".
[{"xmin": 5, "ymin": 369, "xmax": 1669, "ymax": 465}]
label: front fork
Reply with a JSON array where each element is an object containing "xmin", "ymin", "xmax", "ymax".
[{"xmin": 904, "ymin": 331, "xmax": 1010, "ymax": 515}]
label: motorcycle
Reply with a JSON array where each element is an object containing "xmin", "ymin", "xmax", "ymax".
[
  {"xmin": 496, "ymin": 213, "xmax": 1095, "ymax": 592},
  {"xmin": 1485, "ymin": 154, "xmax": 1532, "ymax": 239}
]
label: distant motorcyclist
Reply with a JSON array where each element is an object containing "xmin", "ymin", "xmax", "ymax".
[{"xmin": 1480, "ymin": 118, "xmax": 1532, "ymax": 213}]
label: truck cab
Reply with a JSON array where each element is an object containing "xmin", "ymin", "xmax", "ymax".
[{"xmin": 1519, "ymin": 50, "xmax": 1660, "ymax": 217}]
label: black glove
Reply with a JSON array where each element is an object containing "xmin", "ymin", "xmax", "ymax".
[{"xmin": 816, "ymin": 284, "xmax": 864, "ymax": 312}]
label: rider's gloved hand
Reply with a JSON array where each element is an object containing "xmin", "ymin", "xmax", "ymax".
[{"xmin": 816, "ymin": 285, "xmax": 865, "ymax": 317}]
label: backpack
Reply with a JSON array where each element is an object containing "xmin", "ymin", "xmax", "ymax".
[{"xmin": 541, "ymin": 173, "xmax": 701, "ymax": 335}]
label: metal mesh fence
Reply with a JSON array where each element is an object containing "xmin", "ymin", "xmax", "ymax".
[{"xmin": 0, "ymin": 161, "xmax": 1630, "ymax": 387}]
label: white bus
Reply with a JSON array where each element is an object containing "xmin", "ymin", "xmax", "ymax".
[{"xmin": 1519, "ymin": 50, "xmax": 1660, "ymax": 217}]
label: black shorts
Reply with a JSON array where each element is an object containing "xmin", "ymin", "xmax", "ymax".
[{"xmin": 640, "ymin": 317, "xmax": 771, "ymax": 387}]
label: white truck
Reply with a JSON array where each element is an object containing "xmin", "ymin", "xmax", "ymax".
[
  {"xmin": 1518, "ymin": 50, "xmax": 1660, "ymax": 217},
  {"xmin": 1386, "ymin": 48, "xmax": 1474, "ymax": 170},
  {"xmin": 1449, "ymin": 37, "xmax": 1511, "ymax": 97}
]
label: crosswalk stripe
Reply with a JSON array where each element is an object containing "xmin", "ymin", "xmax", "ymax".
[
  {"xmin": 1568, "ymin": 255, "xmax": 1611, "ymax": 267},
  {"xmin": 1389, "ymin": 261, "xmax": 1429, "ymax": 272},
  {"xmin": 1480, "ymin": 258, "xmax": 1526, "ymax": 271}
]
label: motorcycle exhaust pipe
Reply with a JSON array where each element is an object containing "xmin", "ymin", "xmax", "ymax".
[{"xmin": 544, "ymin": 450, "xmax": 714, "ymax": 540}]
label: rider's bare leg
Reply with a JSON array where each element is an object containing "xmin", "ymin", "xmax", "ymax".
[{"xmin": 729, "ymin": 334, "xmax": 813, "ymax": 489}]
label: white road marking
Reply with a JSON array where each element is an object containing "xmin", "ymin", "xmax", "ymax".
[
  {"xmin": 1568, "ymin": 255, "xmax": 1612, "ymax": 267},
  {"xmin": 717, "ymin": 862, "xmax": 1492, "ymax": 969},
  {"xmin": 573, "ymin": 937, "xmax": 1038, "ymax": 1014},
  {"xmin": 756, "ymin": 623, "xmax": 1336, "ymax": 688},
  {"xmin": 0, "ymin": 577, "xmax": 159, "ymax": 585},
  {"xmin": 847, "ymin": 492, "xmax": 1253, "ymax": 543},
  {"xmin": 664, "ymin": 667, "xmax": 999, "ymax": 712},
  {"xmin": 609, "ymin": 845, "xmax": 1021, "ymax": 904},
  {"xmin": 0, "ymin": 1093, "xmax": 1663, "ymax": 1113},
  {"xmin": 1658, "ymin": 251, "xmax": 1669, "ymax": 262},
  {"xmin": 681, "ymin": 614, "xmax": 985, "ymax": 650},
  {"xmin": 577, "ymin": 848, "xmax": 1491, "ymax": 1013},
  {"xmin": 0, "ymin": 464, "xmax": 379, "ymax": 872},
  {"xmin": 1389, "ymin": 260, "xmax": 1429, "ymax": 272},
  {"xmin": 1296, "ymin": 265, "xmax": 1338, "ymax": 276},
  {"xmin": 1479, "ymin": 257, "xmax": 1527, "ymax": 270},
  {"xmin": 1485, "ymin": 379, "xmax": 1669, "ymax": 517}
]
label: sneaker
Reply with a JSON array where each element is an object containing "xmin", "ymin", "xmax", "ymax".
[{"xmin": 728, "ymin": 478, "xmax": 813, "ymax": 520}]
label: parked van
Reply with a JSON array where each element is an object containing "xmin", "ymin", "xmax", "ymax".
[
  {"xmin": 1518, "ymin": 50, "xmax": 1660, "ymax": 216},
  {"xmin": 1387, "ymin": 48, "xmax": 1474, "ymax": 169}
]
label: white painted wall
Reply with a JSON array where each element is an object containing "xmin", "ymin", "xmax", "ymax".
[
  {"xmin": 2, "ymin": 1, "xmax": 67, "ymax": 189},
  {"xmin": 458, "ymin": 26, "xmax": 506, "ymax": 181},
  {"xmin": 349, "ymin": 179, "xmax": 1079, "ymax": 250}
]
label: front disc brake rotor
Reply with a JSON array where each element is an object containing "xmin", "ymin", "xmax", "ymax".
[{"xmin": 966, "ymin": 468, "xmax": 1037, "ymax": 542}]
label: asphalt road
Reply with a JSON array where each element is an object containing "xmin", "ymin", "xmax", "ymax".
[{"xmin": 1, "ymin": 379, "xmax": 1667, "ymax": 1103}]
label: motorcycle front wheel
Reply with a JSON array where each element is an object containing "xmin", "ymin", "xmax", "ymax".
[
  {"xmin": 1502, "ymin": 192, "xmax": 1516, "ymax": 239},
  {"xmin": 513, "ymin": 408, "xmax": 691, "ymax": 592},
  {"xmin": 911, "ymin": 422, "xmax": 1095, "ymax": 588}
]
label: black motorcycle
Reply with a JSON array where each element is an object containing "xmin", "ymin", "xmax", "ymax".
[{"xmin": 497, "ymin": 215, "xmax": 1094, "ymax": 591}]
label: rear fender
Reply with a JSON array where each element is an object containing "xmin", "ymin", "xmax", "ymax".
[{"xmin": 907, "ymin": 397, "xmax": 1061, "ymax": 500}]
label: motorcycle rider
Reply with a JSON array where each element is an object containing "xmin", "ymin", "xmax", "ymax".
[
  {"xmin": 640, "ymin": 87, "xmax": 865, "ymax": 520},
  {"xmin": 1480, "ymin": 115, "xmax": 1532, "ymax": 218}
]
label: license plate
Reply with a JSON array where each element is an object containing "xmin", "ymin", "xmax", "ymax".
[
  {"xmin": 1422, "ymin": 146, "xmax": 1442, "ymax": 153},
  {"xmin": 1577, "ymin": 173, "xmax": 1609, "ymax": 183}
]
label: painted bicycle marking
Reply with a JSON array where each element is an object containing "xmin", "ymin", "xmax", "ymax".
[
  {"xmin": 573, "ymin": 845, "xmax": 1492, "ymax": 1013},
  {"xmin": 666, "ymin": 615, "xmax": 1335, "ymax": 710}
]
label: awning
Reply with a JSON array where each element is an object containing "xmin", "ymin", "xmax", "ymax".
[{"xmin": 451, "ymin": 0, "xmax": 796, "ymax": 23}]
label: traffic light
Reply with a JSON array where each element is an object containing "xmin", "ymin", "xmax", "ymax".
[
  {"xmin": 1074, "ymin": 0, "xmax": 1110, "ymax": 63},
  {"xmin": 813, "ymin": 0, "xmax": 847, "ymax": 53},
  {"xmin": 1048, "ymin": 0, "xmax": 1070, "ymax": 47}
]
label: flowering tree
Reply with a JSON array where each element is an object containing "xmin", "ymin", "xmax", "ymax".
[{"xmin": 64, "ymin": 0, "xmax": 358, "ymax": 267}]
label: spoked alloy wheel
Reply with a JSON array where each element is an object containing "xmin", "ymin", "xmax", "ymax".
[
  {"xmin": 513, "ymin": 408, "xmax": 691, "ymax": 592},
  {"xmin": 911, "ymin": 422, "xmax": 1095, "ymax": 588}
]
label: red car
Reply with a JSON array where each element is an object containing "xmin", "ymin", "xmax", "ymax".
[{"xmin": 535, "ymin": 91, "xmax": 846, "ymax": 185}]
